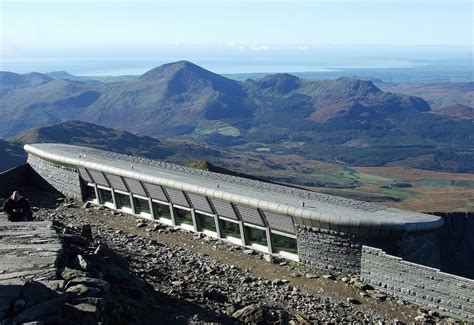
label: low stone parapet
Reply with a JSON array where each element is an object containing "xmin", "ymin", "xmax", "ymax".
[{"xmin": 361, "ymin": 246, "xmax": 474, "ymax": 321}]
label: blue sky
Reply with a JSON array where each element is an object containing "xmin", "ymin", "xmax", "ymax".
[{"xmin": 1, "ymin": 0, "xmax": 472, "ymax": 59}]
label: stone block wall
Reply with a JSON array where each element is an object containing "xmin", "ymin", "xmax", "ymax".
[
  {"xmin": 296, "ymin": 226, "xmax": 363, "ymax": 273},
  {"xmin": 361, "ymin": 246, "xmax": 474, "ymax": 321},
  {"xmin": 27, "ymin": 154, "xmax": 82, "ymax": 200}
]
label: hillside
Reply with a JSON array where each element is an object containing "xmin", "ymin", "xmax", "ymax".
[
  {"xmin": 376, "ymin": 81, "xmax": 474, "ymax": 109},
  {"xmin": 1, "ymin": 61, "xmax": 473, "ymax": 172},
  {"xmin": 8, "ymin": 121, "xmax": 249, "ymax": 164},
  {"xmin": 435, "ymin": 104, "xmax": 474, "ymax": 120},
  {"xmin": 0, "ymin": 139, "xmax": 25, "ymax": 172}
]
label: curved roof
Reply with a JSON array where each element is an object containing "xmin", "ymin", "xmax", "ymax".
[{"xmin": 25, "ymin": 143, "xmax": 443, "ymax": 236}]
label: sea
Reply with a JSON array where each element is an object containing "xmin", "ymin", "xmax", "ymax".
[{"xmin": 1, "ymin": 49, "xmax": 472, "ymax": 84}]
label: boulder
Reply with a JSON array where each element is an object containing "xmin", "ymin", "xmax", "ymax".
[
  {"xmin": 22, "ymin": 281, "xmax": 59, "ymax": 308},
  {"xmin": 61, "ymin": 268, "xmax": 89, "ymax": 281},
  {"xmin": 66, "ymin": 277, "xmax": 111, "ymax": 293},
  {"xmin": 12, "ymin": 297, "xmax": 64, "ymax": 323}
]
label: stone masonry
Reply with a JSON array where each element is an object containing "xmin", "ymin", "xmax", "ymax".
[
  {"xmin": 296, "ymin": 226, "xmax": 363, "ymax": 273},
  {"xmin": 361, "ymin": 246, "xmax": 474, "ymax": 321},
  {"xmin": 27, "ymin": 155, "xmax": 82, "ymax": 200}
]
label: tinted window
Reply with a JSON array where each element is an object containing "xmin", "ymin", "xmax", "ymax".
[
  {"xmin": 99, "ymin": 189, "xmax": 113, "ymax": 204},
  {"xmin": 245, "ymin": 226, "xmax": 267, "ymax": 247},
  {"xmin": 174, "ymin": 208, "xmax": 193, "ymax": 225},
  {"xmin": 134, "ymin": 197, "xmax": 151, "ymax": 214},
  {"xmin": 117, "ymin": 192, "xmax": 131, "ymax": 209},
  {"xmin": 272, "ymin": 233, "xmax": 298, "ymax": 254},
  {"xmin": 84, "ymin": 185, "xmax": 96, "ymax": 201},
  {"xmin": 196, "ymin": 213, "xmax": 216, "ymax": 232},
  {"xmin": 220, "ymin": 219, "xmax": 241, "ymax": 239},
  {"xmin": 153, "ymin": 202, "xmax": 172, "ymax": 220}
]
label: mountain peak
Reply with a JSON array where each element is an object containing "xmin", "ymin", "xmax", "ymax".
[
  {"xmin": 0, "ymin": 71, "xmax": 53, "ymax": 88},
  {"xmin": 140, "ymin": 60, "xmax": 211, "ymax": 81},
  {"xmin": 314, "ymin": 77, "xmax": 382, "ymax": 100},
  {"xmin": 334, "ymin": 77, "xmax": 381, "ymax": 95},
  {"xmin": 253, "ymin": 73, "xmax": 301, "ymax": 94},
  {"xmin": 45, "ymin": 71, "xmax": 77, "ymax": 79},
  {"xmin": 139, "ymin": 60, "xmax": 243, "ymax": 95}
]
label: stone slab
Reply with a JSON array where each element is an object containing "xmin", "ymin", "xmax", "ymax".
[{"xmin": 0, "ymin": 220, "xmax": 62, "ymax": 321}]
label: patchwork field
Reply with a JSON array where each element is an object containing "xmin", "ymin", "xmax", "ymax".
[
  {"xmin": 193, "ymin": 126, "xmax": 241, "ymax": 137},
  {"xmin": 225, "ymin": 154, "xmax": 474, "ymax": 213}
]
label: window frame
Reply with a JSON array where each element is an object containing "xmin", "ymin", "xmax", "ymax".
[
  {"xmin": 97, "ymin": 185, "xmax": 115, "ymax": 209},
  {"xmin": 114, "ymin": 189, "xmax": 133, "ymax": 214},
  {"xmin": 218, "ymin": 216, "xmax": 242, "ymax": 244},
  {"xmin": 270, "ymin": 230, "xmax": 299, "ymax": 261},
  {"xmin": 151, "ymin": 199, "xmax": 173, "ymax": 225},
  {"xmin": 195, "ymin": 210, "xmax": 218, "ymax": 237},
  {"xmin": 172, "ymin": 205, "xmax": 195, "ymax": 231},
  {"xmin": 84, "ymin": 182, "xmax": 98, "ymax": 203},
  {"xmin": 244, "ymin": 224, "xmax": 269, "ymax": 252},
  {"xmin": 132, "ymin": 194, "xmax": 152, "ymax": 218}
]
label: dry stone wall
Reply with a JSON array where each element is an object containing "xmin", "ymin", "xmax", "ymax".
[
  {"xmin": 361, "ymin": 246, "xmax": 474, "ymax": 321},
  {"xmin": 27, "ymin": 155, "xmax": 82, "ymax": 200}
]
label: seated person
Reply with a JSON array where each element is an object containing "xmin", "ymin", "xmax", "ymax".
[{"xmin": 2, "ymin": 191, "xmax": 33, "ymax": 222}]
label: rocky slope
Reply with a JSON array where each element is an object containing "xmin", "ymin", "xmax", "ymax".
[
  {"xmin": 1, "ymin": 189, "xmax": 454, "ymax": 323},
  {"xmin": 0, "ymin": 139, "xmax": 26, "ymax": 172}
]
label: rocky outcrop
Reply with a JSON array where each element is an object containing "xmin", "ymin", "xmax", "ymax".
[{"xmin": 0, "ymin": 215, "xmax": 164, "ymax": 324}]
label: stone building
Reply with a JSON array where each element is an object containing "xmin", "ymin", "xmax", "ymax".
[{"xmin": 24, "ymin": 143, "xmax": 443, "ymax": 272}]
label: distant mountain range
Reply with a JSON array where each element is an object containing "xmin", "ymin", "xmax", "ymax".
[
  {"xmin": 1, "ymin": 61, "xmax": 473, "ymax": 172},
  {"xmin": 377, "ymin": 81, "xmax": 474, "ymax": 111}
]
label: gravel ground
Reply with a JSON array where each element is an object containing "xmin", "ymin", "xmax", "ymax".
[{"xmin": 25, "ymin": 190, "xmax": 453, "ymax": 324}]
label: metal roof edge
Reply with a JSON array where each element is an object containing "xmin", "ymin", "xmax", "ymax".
[{"xmin": 24, "ymin": 144, "xmax": 444, "ymax": 233}]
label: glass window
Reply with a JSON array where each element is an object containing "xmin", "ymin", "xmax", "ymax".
[
  {"xmin": 116, "ymin": 192, "xmax": 131, "ymax": 209},
  {"xmin": 99, "ymin": 188, "xmax": 113, "ymax": 204},
  {"xmin": 245, "ymin": 226, "xmax": 267, "ymax": 247},
  {"xmin": 220, "ymin": 219, "xmax": 241, "ymax": 239},
  {"xmin": 84, "ymin": 185, "xmax": 96, "ymax": 201},
  {"xmin": 152, "ymin": 202, "xmax": 172, "ymax": 220},
  {"xmin": 174, "ymin": 208, "xmax": 193, "ymax": 225},
  {"xmin": 134, "ymin": 197, "xmax": 151, "ymax": 214},
  {"xmin": 196, "ymin": 213, "xmax": 216, "ymax": 232},
  {"xmin": 272, "ymin": 233, "xmax": 298, "ymax": 254}
]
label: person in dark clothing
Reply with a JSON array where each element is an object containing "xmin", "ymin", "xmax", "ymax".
[{"xmin": 2, "ymin": 191, "xmax": 33, "ymax": 222}]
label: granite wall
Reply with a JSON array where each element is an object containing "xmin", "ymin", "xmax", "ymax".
[
  {"xmin": 296, "ymin": 225, "xmax": 441, "ymax": 273},
  {"xmin": 361, "ymin": 246, "xmax": 474, "ymax": 321},
  {"xmin": 296, "ymin": 226, "xmax": 363, "ymax": 273},
  {"xmin": 27, "ymin": 154, "xmax": 82, "ymax": 200}
]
